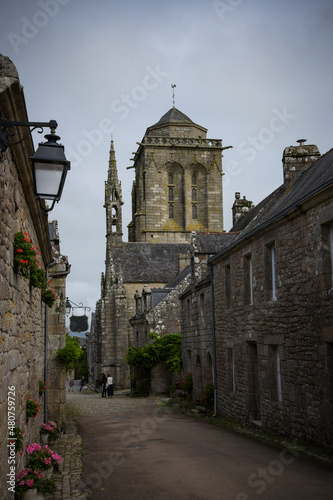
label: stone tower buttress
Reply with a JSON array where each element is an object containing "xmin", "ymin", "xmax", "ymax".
[{"xmin": 104, "ymin": 139, "xmax": 123, "ymax": 247}]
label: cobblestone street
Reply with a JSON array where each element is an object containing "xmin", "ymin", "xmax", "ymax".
[
  {"xmin": 41, "ymin": 384, "xmax": 333, "ymax": 500},
  {"xmin": 54, "ymin": 386, "xmax": 333, "ymax": 500},
  {"xmin": 66, "ymin": 388, "xmax": 137, "ymax": 417},
  {"xmin": 44, "ymin": 386, "xmax": 140, "ymax": 500}
]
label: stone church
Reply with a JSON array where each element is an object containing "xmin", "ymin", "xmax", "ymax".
[{"xmin": 90, "ymin": 107, "xmax": 227, "ymax": 388}]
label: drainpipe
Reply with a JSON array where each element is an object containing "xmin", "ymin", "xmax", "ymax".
[
  {"xmin": 44, "ymin": 259, "xmax": 56, "ymax": 423},
  {"xmin": 208, "ymin": 260, "xmax": 217, "ymax": 417}
]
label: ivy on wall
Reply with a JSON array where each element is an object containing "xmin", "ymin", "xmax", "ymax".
[
  {"xmin": 56, "ymin": 334, "xmax": 83, "ymax": 369},
  {"xmin": 126, "ymin": 332, "xmax": 182, "ymax": 374}
]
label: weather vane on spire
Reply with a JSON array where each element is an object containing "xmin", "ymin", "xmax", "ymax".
[{"xmin": 171, "ymin": 84, "xmax": 176, "ymax": 108}]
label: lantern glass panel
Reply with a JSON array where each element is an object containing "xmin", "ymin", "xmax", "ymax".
[{"xmin": 34, "ymin": 162, "xmax": 64, "ymax": 199}]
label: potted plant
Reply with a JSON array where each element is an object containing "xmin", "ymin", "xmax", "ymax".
[
  {"xmin": 38, "ymin": 477, "xmax": 56, "ymax": 496},
  {"xmin": 15, "ymin": 468, "xmax": 43, "ymax": 499},
  {"xmin": 13, "ymin": 231, "xmax": 56, "ymax": 308},
  {"xmin": 15, "ymin": 467, "xmax": 56, "ymax": 499},
  {"xmin": 40, "ymin": 422, "xmax": 60, "ymax": 444},
  {"xmin": 26, "ymin": 443, "xmax": 61, "ymax": 473},
  {"xmin": 26, "ymin": 399, "xmax": 40, "ymax": 420},
  {"xmin": 38, "ymin": 381, "xmax": 48, "ymax": 397}
]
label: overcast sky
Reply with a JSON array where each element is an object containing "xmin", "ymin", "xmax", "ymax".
[{"xmin": 1, "ymin": 0, "xmax": 333, "ymax": 325}]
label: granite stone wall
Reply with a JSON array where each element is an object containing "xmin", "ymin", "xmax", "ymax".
[
  {"xmin": 0, "ymin": 145, "xmax": 49, "ymax": 499},
  {"xmin": 213, "ymin": 198, "xmax": 333, "ymax": 447},
  {"xmin": 0, "ymin": 54, "xmax": 68, "ymax": 498},
  {"xmin": 47, "ymin": 240, "xmax": 69, "ymax": 432},
  {"xmin": 180, "ymin": 277, "xmax": 214, "ymax": 402}
]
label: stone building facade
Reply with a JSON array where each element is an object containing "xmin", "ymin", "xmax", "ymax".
[
  {"xmin": 181, "ymin": 139, "xmax": 333, "ymax": 448},
  {"xmin": 47, "ymin": 221, "xmax": 70, "ymax": 431},
  {"xmin": 0, "ymin": 54, "xmax": 69, "ymax": 498},
  {"xmin": 90, "ymin": 109, "xmax": 226, "ymax": 389},
  {"xmin": 179, "ymin": 232, "xmax": 237, "ymax": 402}
]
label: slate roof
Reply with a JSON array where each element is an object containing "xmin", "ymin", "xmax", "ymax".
[
  {"xmin": 111, "ymin": 243, "xmax": 190, "ymax": 283},
  {"xmin": 151, "ymin": 289, "xmax": 172, "ymax": 308},
  {"xmin": 211, "ymin": 147, "xmax": 333, "ymax": 262},
  {"xmin": 149, "ymin": 107, "xmax": 207, "ymax": 132},
  {"xmin": 165, "ymin": 265, "xmax": 191, "ymax": 288},
  {"xmin": 154, "ymin": 107, "xmax": 194, "ymax": 125},
  {"xmin": 194, "ymin": 232, "xmax": 238, "ymax": 254}
]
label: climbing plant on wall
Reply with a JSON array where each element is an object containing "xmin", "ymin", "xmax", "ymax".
[
  {"xmin": 56, "ymin": 334, "xmax": 83, "ymax": 369},
  {"xmin": 126, "ymin": 332, "xmax": 182, "ymax": 374}
]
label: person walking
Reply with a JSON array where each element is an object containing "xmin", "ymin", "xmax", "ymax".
[
  {"xmin": 80, "ymin": 376, "xmax": 85, "ymax": 392},
  {"xmin": 101, "ymin": 372, "xmax": 107, "ymax": 398},
  {"xmin": 107, "ymin": 374, "xmax": 114, "ymax": 398},
  {"xmin": 69, "ymin": 378, "xmax": 74, "ymax": 392}
]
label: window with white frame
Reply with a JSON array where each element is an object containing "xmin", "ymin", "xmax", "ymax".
[
  {"xmin": 225, "ymin": 264, "xmax": 231, "ymax": 308},
  {"xmin": 227, "ymin": 347, "xmax": 236, "ymax": 392},
  {"xmin": 168, "ymin": 173, "xmax": 174, "ymax": 219},
  {"xmin": 244, "ymin": 254, "xmax": 253, "ymax": 305},
  {"xmin": 266, "ymin": 243, "xmax": 277, "ymax": 300},
  {"xmin": 321, "ymin": 222, "xmax": 333, "ymax": 288}
]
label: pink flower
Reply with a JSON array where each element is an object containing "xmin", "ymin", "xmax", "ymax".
[
  {"xmin": 26, "ymin": 479, "xmax": 34, "ymax": 487},
  {"xmin": 19, "ymin": 481, "xmax": 25, "ymax": 486}
]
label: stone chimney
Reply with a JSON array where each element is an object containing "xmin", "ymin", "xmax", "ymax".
[
  {"xmin": 282, "ymin": 139, "xmax": 320, "ymax": 184},
  {"xmin": 232, "ymin": 192, "xmax": 254, "ymax": 227}
]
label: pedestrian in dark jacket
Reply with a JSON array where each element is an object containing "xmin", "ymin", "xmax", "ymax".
[{"xmin": 101, "ymin": 373, "xmax": 107, "ymax": 398}]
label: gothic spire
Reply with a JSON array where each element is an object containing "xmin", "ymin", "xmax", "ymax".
[
  {"xmin": 105, "ymin": 137, "xmax": 123, "ymax": 245},
  {"xmin": 108, "ymin": 139, "xmax": 118, "ymax": 184},
  {"xmin": 105, "ymin": 138, "xmax": 123, "ymax": 206}
]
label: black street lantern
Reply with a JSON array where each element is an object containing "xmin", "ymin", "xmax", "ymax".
[
  {"xmin": 65, "ymin": 297, "xmax": 72, "ymax": 317},
  {"xmin": 29, "ymin": 131, "xmax": 70, "ymax": 213},
  {"xmin": 0, "ymin": 116, "xmax": 70, "ymax": 214}
]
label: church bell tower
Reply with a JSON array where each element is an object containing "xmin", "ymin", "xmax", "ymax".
[
  {"xmin": 128, "ymin": 107, "xmax": 224, "ymax": 243},
  {"xmin": 104, "ymin": 140, "xmax": 123, "ymax": 247}
]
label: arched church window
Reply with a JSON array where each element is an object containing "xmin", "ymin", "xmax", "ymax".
[
  {"xmin": 143, "ymin": 170, "xmax": 146, "ymax": 201},
  {"xmin": 191, "ymin": 172, "xmax": 198, "ymax": 219},
  {"xmin": 168, "ymin": 172, "xmax": 175, "ymax": 219}
]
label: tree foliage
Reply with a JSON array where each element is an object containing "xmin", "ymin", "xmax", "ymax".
[
  {"xmin": 126, "ymin": 332, "xmax": 181, "ymax": 374},
  {"xmin": 56, "ymin": 334, "xmax": 83, "ymax": 369}
]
